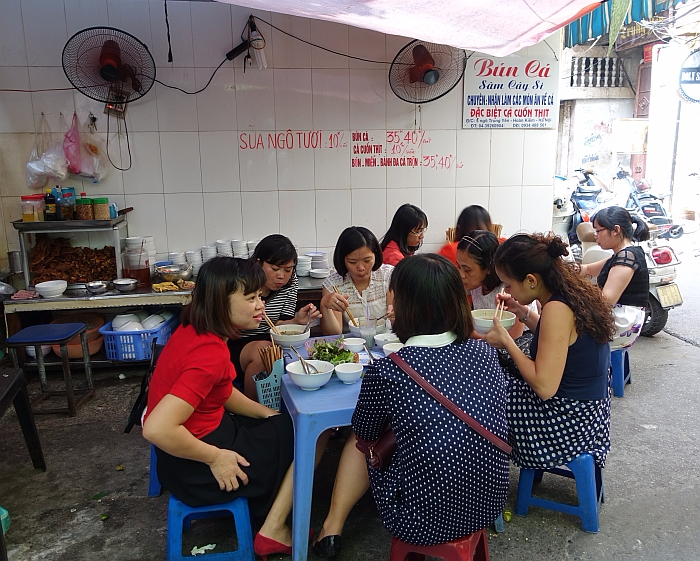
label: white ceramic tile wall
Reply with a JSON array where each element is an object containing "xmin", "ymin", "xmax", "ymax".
[{"xmin": 0, "ymin": 0, "xmax": 560, "ymax": 263}]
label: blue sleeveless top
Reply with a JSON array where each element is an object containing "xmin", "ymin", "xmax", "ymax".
[{"xmin": 530, "ymin": 293, "xmax": 610, "ymax": 400}]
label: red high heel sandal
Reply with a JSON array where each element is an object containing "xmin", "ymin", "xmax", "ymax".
[{"xmin": 253, "ymin": 533, "xmax": 292, "ymax": 561}]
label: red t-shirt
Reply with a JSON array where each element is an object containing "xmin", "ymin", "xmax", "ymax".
[
  {"xmin": 438, "ymin": 242, "xmax": 458, "ymax": 265},
  {"xmin": 382, "ymin": 240, "xmax": 405, "ymax": 266},
  {"xmin": 145, "ymin": 324, "xmax": 235, "ymax": 438}
]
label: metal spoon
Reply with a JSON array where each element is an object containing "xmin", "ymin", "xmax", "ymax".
[{"xmin": 289, "ymin": 345, "xmax": 319, "ymax": 374}]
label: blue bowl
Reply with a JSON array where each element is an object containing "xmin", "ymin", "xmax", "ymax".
[{"xmin": 155, "ymin": 261, "xmax": 173, "ymax": 267}]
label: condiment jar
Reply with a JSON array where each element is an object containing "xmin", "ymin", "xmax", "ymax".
[
  {"xmin": 76, "ymin": 197, "xmax": 94, "ymax": 220},
  {"xmin": 20, "ymin": 194, "xmax": 45, "ymax": 222},
  {"xmin": 61, "ymin": 192, "xmax": 75, "ymax": 220},
  {"xmin": 93, "ymin": 197, "xmax": 110, "ymax": 220}
]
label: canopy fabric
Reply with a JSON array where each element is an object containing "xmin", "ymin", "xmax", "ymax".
[
  {"xmin": 217, "ymin": 0, "xmax": 603, "ymax": 56},
  {"xmin": 565, "ymin": 0, "xmax": 688, "ymax": 47}
]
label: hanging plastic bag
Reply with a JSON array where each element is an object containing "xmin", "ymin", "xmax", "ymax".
[
  {"xmin": 63, "ymin": 112, "xmax": 81, "ymax": 174},
  {"xmin": 40, "ymin": 114, "xmax": 70, "ymax": 181},
  {"xmin": 78, "ymin": 116, "xmax": 109, "ymax": 183},
  {"xmin": 26, "ymin": 114, "xmax": 52, "ymax": 188}
]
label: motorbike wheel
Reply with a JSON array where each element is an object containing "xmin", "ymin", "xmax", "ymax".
[
  {"xmin": 641, "ymin": 295, "xmax": 668, "ymax": 337},
  {"xmin": 668, "ymin": 225, "xmax": 684, "ymax": 239}
]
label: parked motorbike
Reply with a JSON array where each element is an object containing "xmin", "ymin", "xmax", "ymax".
[
  {"xmin": 614, "ymin": 167, "xmax": 684, "ymax": 239},
  {"xmin": 576, "ymin": 222, "xmax": 683, "ymax": 337}
]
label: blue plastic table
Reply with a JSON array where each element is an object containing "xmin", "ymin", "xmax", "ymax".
[{"xmin": 280, "ymin": 337, "xmax": 370, "ymax": 561}]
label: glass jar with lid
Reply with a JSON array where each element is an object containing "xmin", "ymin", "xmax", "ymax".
[
  {"xmin": 20, "ymin": 194, "xmax": 45, "ymax": 222},
  {"xmin": 76, "ymin": 197, "xmax": 94, "ymax": 220},
  {"xmin": 93, "ymin": 197, "xmax": 110, "ymax": 220}
]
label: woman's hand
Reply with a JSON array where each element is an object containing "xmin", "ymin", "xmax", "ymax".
[
  {"xmin": 321, "ymin": 290, "xmax": 350, "ymax": 314},
  {"xmin": 483, "ymin": 316, "xmax": 513, "ymax": 349},
  {"xmin": 385, "ymin": 304, "xmax": 395, "ymax": 322},
  {"xmin": 294, "ymin": 303, "xmax": 322, "ymax": 325},
  {"xmin": 208, "ymin": 448, "xmax": 250, "ymax": 492}
]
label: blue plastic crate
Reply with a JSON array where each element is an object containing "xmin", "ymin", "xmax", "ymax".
[{"xmin": 98, "ymin": 314, "xmax": 179, "ymax": 361}]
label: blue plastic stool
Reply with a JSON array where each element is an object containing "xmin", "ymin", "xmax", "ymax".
[
  {"xmin": 6, "ymin": 323, "xmax": 94, "ymax": 416},
  {"xmin": 167, "ymin": 495, "xmax": 254, "ymax": 561},
  {"xmin": 610, "ymin": 348, "xmax": 631, "ymax": 397},
  {"xmin": 515, "ymin": 453, "xmax": 604, "ymax": 533},
  {"xmin": 149, "ymin": 444, "xmax": 161, "ymax": 497}
]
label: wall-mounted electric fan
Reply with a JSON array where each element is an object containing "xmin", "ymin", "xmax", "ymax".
[
  {"xmin": 62, "ymin": 26, "xmax": 156, "ymax": 113},
  {"xmin": 389, "ymin": 40, "xmax": 467, "ymax": 104}
]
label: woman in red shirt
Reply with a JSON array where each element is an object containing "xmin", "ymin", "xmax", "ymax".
[
  {"xmin": 439, "ymin": 205, "xmax": 495, "ymax": 265},
  {"xmin": 380, "ymin": 204, "xmax": 428, "ymax": 266},
  {"xmin": 143, "ymin": 257, "xmax": 322, "ymax": 560}
]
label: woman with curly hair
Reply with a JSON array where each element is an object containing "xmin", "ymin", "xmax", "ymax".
[{"xmin": 484, "ymin": 234, "xmax": 615, "ymax": 469}]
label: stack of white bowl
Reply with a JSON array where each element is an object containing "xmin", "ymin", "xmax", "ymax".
[
  {"xmin": 247, "ymin": 240, "xmax": 260, "ymax": 257},
  {"xmin": 216, "ymin": 239, "xmax": 233, "ymax": 256},
  {"xmin": 201, "ymin": 246, "xmax": 217, "ymax": 262},
  {"xmin": 307, "ymin": 252, "xmax": 329, "ymax": 270},
  {"xmin": 186, "ymin": 250, "xmax": 203, "ymax": 276},
  {"xmin": 232, "ymin": 240, "xmax": 249, "ymax": 258},
  {"xmin": 169, "ymin": 252, "xmax": 186, "ymax": 266},
  {"xmin": 296, "ymin": 255, "xmax": 312, "ymax": 276},
  {"xmin": 126, "ymin": 236, "xmax": 157, "ymax": 272}
]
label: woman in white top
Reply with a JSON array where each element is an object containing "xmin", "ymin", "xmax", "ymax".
[{"xmin": 321, "ymin": 227, "xmax": 393, "ymax": 335}]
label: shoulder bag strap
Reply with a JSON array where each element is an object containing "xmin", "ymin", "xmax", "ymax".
[{"xmin": 389, "ymin": 352, "xmax": 512, "ymax": 455}]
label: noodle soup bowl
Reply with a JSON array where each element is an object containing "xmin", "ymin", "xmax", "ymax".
[{"xmin": 471, "ymin": 309, "xmax": 516, "ymax": 335}]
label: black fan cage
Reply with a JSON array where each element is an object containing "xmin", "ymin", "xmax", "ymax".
[
  {"xmin": 62, "ymin": 26, "xmax": 156, "ymax": 103},
  {"xmin": 389, "ymin": 40, "xmax": 467, "ymax": 104}
]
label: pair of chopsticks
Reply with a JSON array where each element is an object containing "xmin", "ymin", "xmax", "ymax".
[
  {"xmin": 258, "ymin": 344, "xmax": 282, "ymax": 375},
  {"xmin": 262, "ymin": 311, "xmax": 281, "ymax": 335},
  {"xmin": 495, "ymin": 287, "xmax": 505, "ymax": 320},
  {"xmin": 332, "ymin": 286, "xmax": 358, "ymax": 327}
]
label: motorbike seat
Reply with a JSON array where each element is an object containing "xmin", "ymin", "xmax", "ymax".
[{"xmin": 576, "ymin": 222, "xmax": 597, "ymax": 243}]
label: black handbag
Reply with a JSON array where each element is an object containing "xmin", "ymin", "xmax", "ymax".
[{"xmin": 123, "ymin": 341, "xmax": 165, "ymax": 434}]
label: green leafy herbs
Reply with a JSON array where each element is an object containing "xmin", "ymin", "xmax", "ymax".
[{"xmin": 308, "ymin": 338, "xmax": 356, "ymax": 366}]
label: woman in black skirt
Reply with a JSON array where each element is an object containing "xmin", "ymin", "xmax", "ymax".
[{"xmin": 143, "ymin": 257, "xmax": 323, "ymax": 561}]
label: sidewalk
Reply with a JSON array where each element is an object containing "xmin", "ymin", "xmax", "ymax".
[{"xmin": 1, "ymin": 330, "xmax": 699, "ymax": 560}]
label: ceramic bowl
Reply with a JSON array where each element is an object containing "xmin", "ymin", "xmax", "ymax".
[
  {"xmin": 115, "ymin": 320, "xmax": 144, "ymax": 332},
  {"xmin": 270, "ymin": 325, "xmax": 310, "ymax": 348},
  {"xmin": 309, "ymin": 268, "xmax": 330, "ymax": 279},
  {"xmin": 382, "ymin": 342, "xmax": 405, "ymax": 354},
  {"xmin": 112, "ymin": 313, "xmax": 140, "ymax": 330},
  {"xmin": 35, "ymin": 280, "xmax": 67, "ymax": 298},
  {"xmin": 286, "ymin": 360, "xmax": 334, "ymax": 391},
  {"xmin": 342, "ymin": 338, "xmax": 365, "ymax": 352},
  {"xmin": 471, "ymin": 309, "xmax": 517, "ymax": 335},
  {"xmin": 25, "ymin": 345, "xmax": 52, "ymax": 358},
  {"xmin": 113, "ymin": 278, "xmax": 137, "ymax": 292},
  {"xmin": 335, "ymin": 362, "xmax": 363, "ymax": 384},
  {"xmin": 142, "ymin": 314, "xmax": 165, "ymax": 330},
  {"xmin": 374, "ymin": 332, "xmax": 400, "ymax": 349},
  {"xmin": 160, "ymin": 310, "xmax": 175, "ymax": 321}
]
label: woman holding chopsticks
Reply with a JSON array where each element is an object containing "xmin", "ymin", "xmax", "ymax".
[
  {"xmin": 483, "ymin": 233, "xmax": 615, "ymax": 471},
  {"xmin": 320, "ymin": 226, "xmax": 394, "ymax": 335},
  {"xmin": 143, "ymin": 257, "xmax": 328, "ymax": 561},
  {"xmin": 228, "ymin": 234, "xmax": 321, "ymax": 400}
]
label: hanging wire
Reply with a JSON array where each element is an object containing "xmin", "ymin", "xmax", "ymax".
[
  {"xmin": 105, "ymin": 112, "xmax": 133, "ymax": 171},
  {"xmin": 153, "ymin": 57, "xmax": 227, "ymax": 94},
  {"xmin": 164, "ymin": 0, "xmax": 173, "ymax": 63}
]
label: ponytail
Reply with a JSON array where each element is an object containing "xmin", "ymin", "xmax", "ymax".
[
  {"xmin": 594, "ymin": 206, "xmax": 649, "ymax": 242},
  {"xmin": 630, "ymin": 215, "xmax": 650, "ymax": 242}
]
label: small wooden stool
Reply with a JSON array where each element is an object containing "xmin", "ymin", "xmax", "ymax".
[
  {"xmin": 0, "ymin": 367, "xmax": 46, "ymax": 470},
  {"xmin": 390, "ymin": 529, "xmax": 489, "ymax": 561},
  {"xmin": 6, "ymin": 323, "xmax": 94, "ymax": 416}
]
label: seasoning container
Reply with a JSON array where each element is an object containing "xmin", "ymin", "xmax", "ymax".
[
  {"xmin": 44, "ymin": 188, "xmax": 58, "ymax": 221},
  {"xmin": 93, "ymin": 197, "xmax": 110, "ymax": 220},
  {"xmin": 61, "ymin": 192, "xmax": 75, "ymax": 220},
  {"xmin": 20, "ymin": 194, "xmax": 45, "ymax": 222},
  {"xmin": 76, "ymin": 197, "xmax": 94, "ymax": 220}
]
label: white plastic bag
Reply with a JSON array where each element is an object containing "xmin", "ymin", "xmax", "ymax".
[
  {"xmin": 26, "ymin": 114, "xmax": 52, "ymax": 188},
  {"xmin": 78, "ymin": 117, "xmax": 108, "ymax": 183},
  {"xmin": 41, "ymin": 114, "xmax": 70, "ymax": 181}
]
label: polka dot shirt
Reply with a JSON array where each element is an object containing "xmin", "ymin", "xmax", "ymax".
[{"xmin": 352, "ymin": 337, "xmax": 509, "ymax": 546}]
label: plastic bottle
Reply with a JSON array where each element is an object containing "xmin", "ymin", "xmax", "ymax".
[
  {"xmin": 61, "ymin": 191, "xmax": 75, "ymax": 220},
  {"xmin": 44, "ymin": 188, "xmax": 58, "ymax": 221}
]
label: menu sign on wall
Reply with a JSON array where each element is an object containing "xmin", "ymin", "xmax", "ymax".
[{"xmin": 463, "ymin": 56, "xmax": 559, "ymax": 129}]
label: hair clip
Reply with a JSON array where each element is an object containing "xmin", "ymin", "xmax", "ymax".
[{"xmin": 460, "ymin": 235, "xmax": 482, "ymax": 251}]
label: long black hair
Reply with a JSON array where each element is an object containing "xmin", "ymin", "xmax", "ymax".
[
  {"xmin": 593, "ymin": 206, "xmax": 650, "ymax": 242},
  {"xmin": 381, "ymin": 204, "xmax": 428, "ymax": 256},
  {"xmin": 455, "ymin": 205, "xmax": 493, "ymax": 240}
]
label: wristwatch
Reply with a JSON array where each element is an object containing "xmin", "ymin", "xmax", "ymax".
[{"xmin": 519, "ymin": 308, "xmax": 531, "ymax": 323}]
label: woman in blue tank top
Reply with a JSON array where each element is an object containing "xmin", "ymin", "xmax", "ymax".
[{"xmin": 483, "ymin": 234, "xmax": 616, "ymax": 469}]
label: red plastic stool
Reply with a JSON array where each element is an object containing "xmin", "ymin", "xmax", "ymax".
[{"xmin": 390, "ymin": 529, "xmax": 489, "ymax": 561}]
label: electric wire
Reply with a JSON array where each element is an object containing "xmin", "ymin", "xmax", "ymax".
[
  {"xmin": 105, "ymin": 110, "xmax": 133, "ymax": 171},
  {"xmin": 153, "ymin": 57, "xmax": 227, "ymax": 94}
]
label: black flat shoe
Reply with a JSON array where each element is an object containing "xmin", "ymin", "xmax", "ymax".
[{"xmin": 313, "ymin": 535, "xmax": 342, "ymax": 558}]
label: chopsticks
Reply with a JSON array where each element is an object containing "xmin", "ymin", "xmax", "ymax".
[
  {"xmin": 333, "ymin": 285, "xmax": 358, "ymax": 327},
  {"xmin": 495, "ymin": 287, "xmax": 505, "ymax": 320},
  {"xmin": 262, "ymin": 311, "xmax": 281, "ymax": 335},
  {"xmin": 258, "ymin": 343, "xmax": 282, "ymax": 375}
]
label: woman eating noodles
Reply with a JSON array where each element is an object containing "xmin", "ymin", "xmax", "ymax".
[
  {"xmin": 320, "ymin": 227, "xmax": 393, "ymax": 335},
  {"xmin": 143, "ymin": 257, "xmax": 298, "ymax": 560},
  {"xmin": 227, "ymin": 234, "xmax": 320, "ymax": 399},
  {"xmin": 380, "ymin": 203, "xmax": 428, "ymax": 266},
  {"xmin": 484, "ymin": 234, "xmax": 615, "ymax": 471}
]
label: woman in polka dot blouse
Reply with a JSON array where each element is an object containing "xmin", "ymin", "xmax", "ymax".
[
  {"xmin": 349, "ymin": 254, "xmax": 509, "ymax": 547},
  {"xmin": 484, "ymin": 234, "xmax": 616, "ymax": 471}
]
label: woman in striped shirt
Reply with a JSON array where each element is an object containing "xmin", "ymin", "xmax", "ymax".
[{"xmin": 227, "ymin": 235, "xmax": 320, "ymax": 400}]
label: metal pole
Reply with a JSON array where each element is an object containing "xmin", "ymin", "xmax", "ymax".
[{"xmin": 668, "ymin": 100, "xmax": 682, "ymax": 216}]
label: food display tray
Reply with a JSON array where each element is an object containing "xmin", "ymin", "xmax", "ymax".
[{"xmin": 12, "ymin": 216, "xmax": 125, "ymax": 231}]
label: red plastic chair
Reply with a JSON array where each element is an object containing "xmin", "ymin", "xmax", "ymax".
[{"xmin": 390, "ymin": 528, "xmax": 489, "ymax": 561}]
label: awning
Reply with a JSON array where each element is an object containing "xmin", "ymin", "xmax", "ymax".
[
  {"xmin": 565, "ymin": 0, "xmax": 688, "ymax": 47},
  {"xmin": 217, "ymin": 1, "xmax": 603, "ymax": 57}
]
